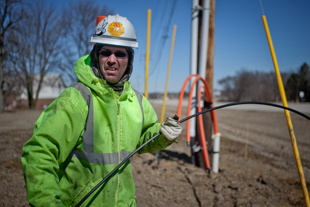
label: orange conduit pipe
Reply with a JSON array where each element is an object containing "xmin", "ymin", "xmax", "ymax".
[
  {"xmin": 177, "ymin": 74, "xmax": 197, "ymax": 145},
  {"xmin": 177, "ymin": 75, "xmax": 218, "ymax": 142},
  {"xmin": 177, "ymin": 74, "xmax": 218, "ymax": 169},
  {"xmin": 197, "ymin": 85, "xmax": 211, "ymax": 169},
  {"xmin": 177, "ymin": 74, "xmax": 197, "ymax": 120},
  {"xmin": 178, "ymin": 74, "xmax": 200, "ymax": 144},
  {"xmin": 177, "ymin": 74, "xmax": 217, "ymax": 131}
]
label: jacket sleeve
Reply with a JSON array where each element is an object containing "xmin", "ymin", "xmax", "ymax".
[
  {"xmin": 21, "ymin": 88, "xmax": 88, "ymax": 206},
  {"xmin": 137, "ymin": 97, "xmax": 174, "ymax": 154}
]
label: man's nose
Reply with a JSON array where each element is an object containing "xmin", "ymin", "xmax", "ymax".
[{"xmin": 107, "ymin": 54, "xmax": 117, "ymax": 64}]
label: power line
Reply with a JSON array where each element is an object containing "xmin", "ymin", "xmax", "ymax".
[{"xmin": 150, "ymin": 0, "xmax": 178, "ymax": 76}]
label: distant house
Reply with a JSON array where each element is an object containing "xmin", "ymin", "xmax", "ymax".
[{"xmin": 4, "ymin": 74, "xmax": 67, "ymax": 110}]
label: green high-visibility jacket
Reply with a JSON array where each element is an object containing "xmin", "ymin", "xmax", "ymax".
[{"xmin": 21, "ymin": 55, "xmax": 173, "ymax": 206}]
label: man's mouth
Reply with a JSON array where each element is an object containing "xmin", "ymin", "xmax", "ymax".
[{"xmin": 106, "ymin": 68, "xmax": 116, "ymax": 71}]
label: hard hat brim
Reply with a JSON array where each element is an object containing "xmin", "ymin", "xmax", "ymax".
[{"xmin": 90, "ymin": 36, "xmax": 138, "ymax": 48}]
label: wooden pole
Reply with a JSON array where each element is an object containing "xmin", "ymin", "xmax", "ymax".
[
  {"xmin": 205, "ymin": 0, "xmax": 215, "ymax": 98},
  {"xmin": 201, "ymin": 0, "xmax": 215, "ymax": 168}
]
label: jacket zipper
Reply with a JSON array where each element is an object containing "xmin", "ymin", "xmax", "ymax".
[{"xmin": 115, "ymin": 98, "xmax": 120, "ymax": 206}]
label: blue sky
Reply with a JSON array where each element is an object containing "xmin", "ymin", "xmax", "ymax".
[{"xmin": 49, "ymin": 0, "xmax": 310, "ymax": 94}]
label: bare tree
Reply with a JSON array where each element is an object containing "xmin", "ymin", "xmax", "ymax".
[
  {"xmin": 257, "ymin": 72, "xmax": 275, "ymax": 101},
  {"xmin": 218, "ymin": 76, "xmax": 235, "ymax": 101},
  {"xmin": 11, "ymin": 0, "xmax": 66, "ymax": 109},
  {"xmin": 233, "ymin": 70, "xmax": 254, "ymax": 101},
  {"xmin": 0, "ymin": 0, "xmax": 23, "ymax": 111},
  {"xmin": 218, "ymin": 69, "xmax": 291, "ymax": 102},
  {"xmin": 59, "ymin": 0, "xmax": 113, "ymax": 83}
]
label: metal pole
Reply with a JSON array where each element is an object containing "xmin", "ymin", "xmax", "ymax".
[
  {"xmin": 198, "ymin": 0, "xmax": 210, "ymax": 100},
  {"xmin": 190, "ymin": 0, "xmax": 199, "ymax": 146}
]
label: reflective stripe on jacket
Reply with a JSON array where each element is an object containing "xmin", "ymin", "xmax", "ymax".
[{"xmin": 21, "ymin": 55, "xmax": 173, "ymax": 206}]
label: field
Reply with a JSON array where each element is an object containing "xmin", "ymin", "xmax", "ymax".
[{"xmin": 0, "ymin": 101, "xmax": 309, "ymax": 206}]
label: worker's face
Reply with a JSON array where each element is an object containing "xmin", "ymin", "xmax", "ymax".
[{"xmin": 98, "ymin": 46, "xmax": 128, "ymax": 84}]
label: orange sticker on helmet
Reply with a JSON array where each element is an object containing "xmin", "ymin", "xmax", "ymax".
[{"xmin": 108, "ymin": 22, "xmax": 125, "ymax": 37}]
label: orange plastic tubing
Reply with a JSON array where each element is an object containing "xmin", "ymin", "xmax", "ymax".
[
  {"xmin": 177, "ymin": 74, "xmax": 218, "ymax": 169},
  {"xmin": 177, "ymin": 74, "xmax": 218, "ymax": 142},
  {"xmin": 177, "ymin": 74, "xmax": 197, "ymax": 120},
  {"xmin": 197, "ymin": 85, "xmax": 211, "ymax": 169}
]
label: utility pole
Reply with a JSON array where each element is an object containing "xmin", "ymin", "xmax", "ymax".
[
  {"xmin": 202, "ymin": 0, "xmax": 215, "ymax": 169},
  {"xmin": 193, "ymin": 0, "xmax": 215, "ymax": 169},
  {"xmin": 205, "ymin": 0, "xmax": 215, "ymax": 95}
]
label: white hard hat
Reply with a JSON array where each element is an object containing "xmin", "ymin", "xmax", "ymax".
[{"xmin": 90, "ymin": 14, "xmax": 138, "ymax": 48}]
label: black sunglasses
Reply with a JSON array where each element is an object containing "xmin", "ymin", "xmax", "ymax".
[{"xmin": 99, "ymin": 50, "xmax": 128, "ymax": 58}]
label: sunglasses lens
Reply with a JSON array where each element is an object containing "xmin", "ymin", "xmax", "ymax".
[
  {"xmin": 99, "ymin": 50, "xmax": 127, "ymax": 58},
  {"xmin": 100, "ymin": 50, "xmax": 111, "ymax": 57},
  {"xmin": 115, "ymin": 51, "xmax": 127, "ymax": 58}
]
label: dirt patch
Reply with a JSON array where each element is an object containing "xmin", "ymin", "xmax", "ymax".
[{"xmin": 0, "ymin": 104, "xmax": 309, "ymax": 206}]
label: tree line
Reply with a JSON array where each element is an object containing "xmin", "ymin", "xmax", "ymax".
[
  {"xmin": 218, "ymin": 62, "xmax": 310, "ymax": 102},
  {"xmin": 0, "ymin": 0, "xmax": 113, "ymax": 110}
]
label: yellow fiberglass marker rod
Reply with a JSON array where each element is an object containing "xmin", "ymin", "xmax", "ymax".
[
  {"xmin": 160, "ymin": 24, "xmax": 177, "ymax": 123},
  {"xmin": 262, "ymin": 15, "xmax": 310, "ymax": 207},
  {"xmin": 145, "ymin": 9, "xmax": 151, "ymax": 99}
]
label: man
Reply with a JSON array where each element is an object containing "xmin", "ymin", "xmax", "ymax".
[{"xmin": 21, "ymin": 14, "xmax": 182, "ymax": 206}]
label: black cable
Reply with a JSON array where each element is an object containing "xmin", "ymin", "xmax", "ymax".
[
  {"xmin": 75, "ymin": 134, "xmax": 161, "ymax": 207},
  {"xmin": 181, "ymin": 101, "xmax": 310, "ymax": 123},
  {"xmin": 75, "ymin": 101, "xmax": 309, "ymax": 206}
]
